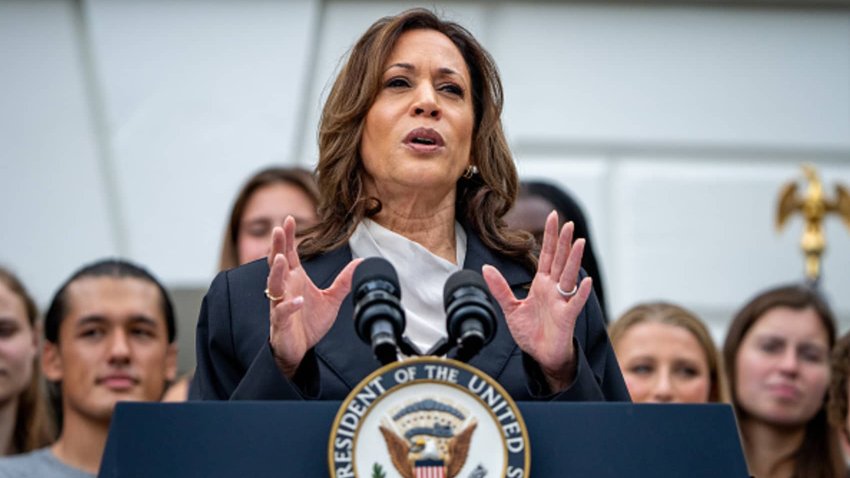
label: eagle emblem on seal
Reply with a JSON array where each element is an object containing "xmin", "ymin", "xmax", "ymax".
[{"xmin": 378, "ymin": 398, "xmax": 478, "ymax": 478}]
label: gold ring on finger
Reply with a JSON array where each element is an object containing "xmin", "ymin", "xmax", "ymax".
[{"xmin": 264, "ymin": 287, "xmax": 286, "ymax": 302}]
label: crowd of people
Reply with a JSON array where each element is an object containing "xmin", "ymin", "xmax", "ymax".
[
  {"xmin": 3, "ymin": 179, "xmax": 847, "ymax": 476},
  {"xmin": 1, "ymin": 7, "xmax": 848, "ymax": 477}
]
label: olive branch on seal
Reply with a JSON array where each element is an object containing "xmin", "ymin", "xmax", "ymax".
[{"xmin": 371, "ymin": 463, "xmax": 387, "ymax": 478}]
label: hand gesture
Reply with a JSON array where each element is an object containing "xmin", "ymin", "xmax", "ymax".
[
  {"xmin": 483, "ymin": 211, "xmax": 592, "ymax": 391},
  {"xmin": 265, "ymin": 216, "xmax": 360, "ymax": 378}
]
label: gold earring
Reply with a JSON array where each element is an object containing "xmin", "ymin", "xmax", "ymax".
[{"xmin": 463, "ymin": 165, "xmax": 478, "ymax": 179}]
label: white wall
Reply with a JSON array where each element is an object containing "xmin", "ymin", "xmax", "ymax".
[
  {"xmin": 2, "ymin": 1, "xmax": 849, "ymax": 369},
  {"xmin": 1, "ymin": 0, "xmax": 117, "ymax": 304},
  {"xmin": 84, "ymin": 0, "xmax": 321, "ymax": 285}
]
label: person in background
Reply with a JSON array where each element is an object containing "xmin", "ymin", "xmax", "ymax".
[
  {"xmin": 828, "ymin": 330, "xmax": 850, "ymax": 471},
  {"xmin": 164, "ymin": 167, "xmax": 321, "ymax": 403},
  {"xmin": 504, "ymin": 180, "xmax": 609, "ymax": 322},
  {"xmin": 0, "ymin": 267, "xmax": 52, "ymax": 456},
  {"xmin": 723, "ymin": 285, "xmax": 844, "ymax": 478},
  {"xmin": 609, "ymin": 301, "xmax": 728, "ymax": 403},
  {"xmin": 0, "ymin": 259, "xmax": 177, "ymax": 477},
  {"xmin": 218, "ymin": 166, "xmax": 319, "ymax": 271},
  {"xmin": 192, "ymin": 8, "xmax": 629, "ymax": 403}
]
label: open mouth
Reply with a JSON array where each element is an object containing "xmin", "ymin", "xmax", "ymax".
[
  {"xmin": 411, "ymin": 137, "xmax": 436, "ymax": 145},
  {"xmin": 404, "ymin": 127, "xmax": 445, "ymax": 149}
]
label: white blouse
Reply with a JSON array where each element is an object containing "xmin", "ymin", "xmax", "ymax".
[{"xmin": 348, "ymin": 218, "xmax": 467, "ymax": 353}]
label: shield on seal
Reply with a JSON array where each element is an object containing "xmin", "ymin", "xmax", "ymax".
[{"xmin": 414, "ymin": 459, "xmax": 445, "ymax": 478}]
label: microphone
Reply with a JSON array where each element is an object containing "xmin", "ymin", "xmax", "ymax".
[
  {"xmin": 352, "ymin": 257, "xmax": 406, "ymax": 365},
  {"xmin": 443, "ymin": 270, "xmax": 498, "ymax": 362}
]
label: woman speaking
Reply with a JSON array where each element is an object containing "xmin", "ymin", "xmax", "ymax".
[{"xmin": 192, "ymin": 8, "xmax": 628, "ymax": 402}]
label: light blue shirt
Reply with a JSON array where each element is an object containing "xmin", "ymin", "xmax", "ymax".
[{"xmin": 0, "ymin": 448, "xmax": 94, "ymax": 478}]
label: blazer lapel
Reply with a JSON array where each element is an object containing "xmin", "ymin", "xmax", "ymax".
[{"xmin": 306, "ymin": 245, "xmax": 382, "ymax": 391}]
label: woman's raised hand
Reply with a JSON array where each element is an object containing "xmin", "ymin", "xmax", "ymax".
[
  {"xmin": 265, "ymin": 216, "xmax": 360, "ymax": 378},
  {"xmin": 483, "ymin": 211, "xmax": 593, "ymax": 392}
]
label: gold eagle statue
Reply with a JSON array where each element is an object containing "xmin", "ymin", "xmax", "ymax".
[
  {"xmin": 776, "ymin": 164, "xmax": 850, "ymax": 281},
  {"xmin": 379, "ymin": 420, "xmax": 477, "ymax": 478}
]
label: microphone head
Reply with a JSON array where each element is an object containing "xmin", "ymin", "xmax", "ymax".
[
  {"xmin": 443, "ymin": 269, "xmax": 497, "ymax": 358},
  {"xmin": 353, "ymin": 257, "xmax": 400, "ymax": 298},
  {"xmin": 443, "ymin": 269, "xmax": 489, "ymax": 309},
  {"xmin": 352, "ymin": 257, "xmax": 405, "ymax": 359}
]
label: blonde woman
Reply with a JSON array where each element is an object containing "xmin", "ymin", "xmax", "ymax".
[{"xmin": 610, "ymin": 302, "xmax": 728, "ymax": 403}]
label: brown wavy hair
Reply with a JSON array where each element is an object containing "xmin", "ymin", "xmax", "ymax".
[
  {"xmin": 609, "ymin": 301, "xmax": 729, "ymax": 403},
  {"xmin": 299, "ymin": 8, "xmax": 535, "ymax": 270},
  {"xmin": 0, "ymin": 267, "xmax": 54, "ymax": 454},
  {"xmin": 828, "ymin": 330, "xmax": 850, "ymax": 439},
  {"xmin": 220, "ymin": 167, "xmax": 319, "ymax": 271},
  {"xmin": 722, "ymin": 284, "xmax": 843, "ymax": 478}
]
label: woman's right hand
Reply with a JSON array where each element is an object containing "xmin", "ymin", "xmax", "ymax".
[{"xmin": 266, "ymin": 216, "xmax": 361, "ymax": 378}]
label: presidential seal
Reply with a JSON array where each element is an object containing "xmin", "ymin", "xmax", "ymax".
[{"xmin": 328, "ymin": 357, "xmax": 530, "ymax": 478}]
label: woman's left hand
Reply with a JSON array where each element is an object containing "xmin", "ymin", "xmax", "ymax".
[{"xmin": 483, "ymin": 211, "xmax": 593, "ymax": 392}]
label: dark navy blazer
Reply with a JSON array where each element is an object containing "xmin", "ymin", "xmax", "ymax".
[{"xmin": 191, "ymin": 229, "xmax": 629, "ymax": 402}]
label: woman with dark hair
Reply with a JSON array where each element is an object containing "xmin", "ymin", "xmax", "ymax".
[
  {"xmin": 219, "ymin": 167, "xmax": 319, "ymax": 271},
  {"xmin": 723, "ymin": 285, "xmax": 845, "ymax": 478},
  {"xmin": 193, "ymin": 8, "xmax": 628, "ymax": 402},
  {"xmin": 505, "ymin": 180, "xmax": 609, "ymax": 321},
  {"xmin": 827, "ymin": 331, "xmax": 850, "ymax": 473},
  {"xmin": 0, "ymin": 267, "xmax": 53, "ymax": 455}
]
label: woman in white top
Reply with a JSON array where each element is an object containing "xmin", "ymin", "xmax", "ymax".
[{"xmin": 192, "ymin": 8, "xmax": 628, "ymax": 402}]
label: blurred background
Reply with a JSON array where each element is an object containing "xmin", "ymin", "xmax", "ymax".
[{"xmin": 1, "ymin": 0, "xmax": 849, "ymax": 374}]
